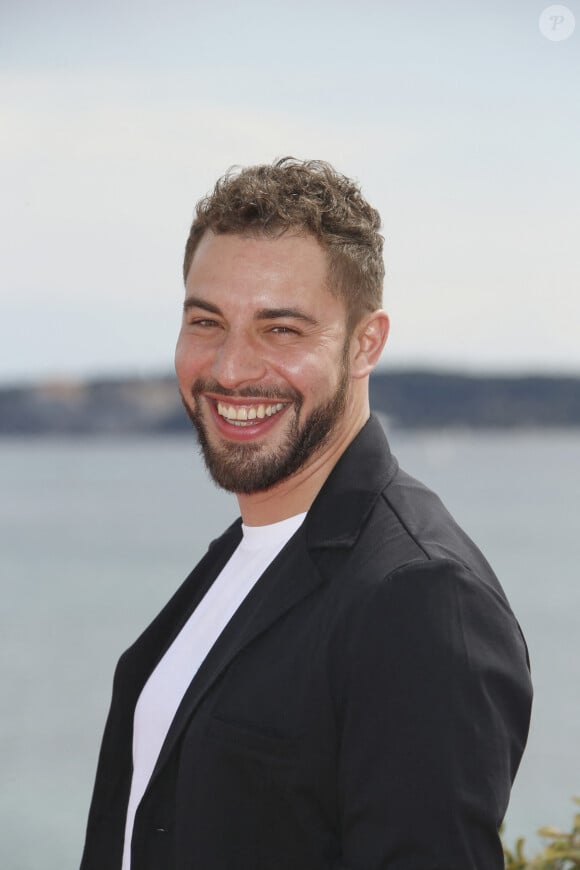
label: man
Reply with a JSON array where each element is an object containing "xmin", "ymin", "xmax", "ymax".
[{"xmin": 81, "ymin": 158, "xmax": 532, "ymax": 870}]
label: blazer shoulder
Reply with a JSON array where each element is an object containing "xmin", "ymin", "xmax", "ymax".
[{"xmin": 372, "ymin": 464, "xmax": 501, "ymax": 586}]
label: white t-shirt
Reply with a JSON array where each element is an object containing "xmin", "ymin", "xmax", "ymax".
[{"xmin": 121, "ymin": 511, "xmax": 306, "ymax": 870}]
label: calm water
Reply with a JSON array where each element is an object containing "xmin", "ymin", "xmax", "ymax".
[{"xmin": 2, "ymin": 429, "xmax": 579, "ymax": 868}]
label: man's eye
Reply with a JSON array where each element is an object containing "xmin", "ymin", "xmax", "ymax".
[
  {"xmin": 270, "ymin": 325, "xmax": 298, "ymax": 335},
  {"xmin": 189, "ymin": 318, "xmax": 219, "ymax": 328}
]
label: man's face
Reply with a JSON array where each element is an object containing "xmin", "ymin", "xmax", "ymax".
[{"xmin": 175, "ymin": 231, "xmax": 356, "ymax": 495}]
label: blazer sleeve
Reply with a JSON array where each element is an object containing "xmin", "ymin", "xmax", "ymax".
[{"xmin": 328, "ymin": 558, "xmax": 532, "ymax": 870}]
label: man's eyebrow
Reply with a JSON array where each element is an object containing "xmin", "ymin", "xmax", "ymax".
[
  {"xmin": 183, "ymin": 298, "xmax": 319, "ymax": 327},
  {"xmin": 255, "ymin": 307, "xmax": 319, "ymax": 326},
  {"xmin": 183, "ymin": 296, "xmax": 222, "ymax": 315}
]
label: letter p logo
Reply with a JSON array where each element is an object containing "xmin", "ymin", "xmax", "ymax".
[{"xmin": 539, "ymin": 5, "xmax": 576, "ymax": 41}]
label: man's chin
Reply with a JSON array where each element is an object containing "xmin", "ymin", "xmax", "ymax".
[
  {"xmin": 199, "ymin": 432, "xmax": 298, "ymax": 495},
  {"xmin": 180, "ymin": 400, "xmax": 285, "ymax": 493}
]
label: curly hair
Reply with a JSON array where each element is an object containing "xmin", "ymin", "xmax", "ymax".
[{"xmin": 183, "ymin": 158, "xmax": 384, "ymax": 329}]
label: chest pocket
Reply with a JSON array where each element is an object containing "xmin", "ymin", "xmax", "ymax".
[{"xmin": 206, "ymin": 715, "xmax": 299, "ymax": 765}]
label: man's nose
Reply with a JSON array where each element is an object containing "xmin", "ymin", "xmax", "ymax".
[{"xmin": 211, "ymin": 330, "xmax": 267, "ymax": 390}]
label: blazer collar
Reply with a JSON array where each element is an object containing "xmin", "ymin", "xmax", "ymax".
[{"xmin": 304, "ymin": 413, "xmax": 398, "ymax": 549}]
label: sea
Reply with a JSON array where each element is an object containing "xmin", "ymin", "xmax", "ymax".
[{"xmin": 1, "ymin": 426, "xmax": 579, "ymax": 869}]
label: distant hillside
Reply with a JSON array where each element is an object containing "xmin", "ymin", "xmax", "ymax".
[
  {"xmin": 0, "ymin": 371, "xmax": 579, "ymax": 436},
  {"xmin": 369, "ymin": 371, "xmax": 580, "ymax": 429}
]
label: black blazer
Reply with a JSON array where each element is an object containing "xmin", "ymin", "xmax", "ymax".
[{"xmin": 80, "ymin": 415, "xmax": 532, "ymax": 870}]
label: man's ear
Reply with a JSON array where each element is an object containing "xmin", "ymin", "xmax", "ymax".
[{"xmin": 350, "ymin": 310, "xmax": 390, "ymax": 379}]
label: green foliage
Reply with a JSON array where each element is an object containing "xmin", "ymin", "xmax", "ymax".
[{"xmin": 504, "ymin": 799, "xmax": 580, "ymax": 869}]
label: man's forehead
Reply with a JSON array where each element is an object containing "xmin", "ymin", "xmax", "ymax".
[
  {"xmin": 183, "ymin": 246, "xmax": 350, "ymax": 335},
  {"xmin": 186, "ymin": 231, "xmax": 330, "ymax": 291},
  {"xmin": 183, "ymin": 231, "xmax": 352, "ymax": 328}
]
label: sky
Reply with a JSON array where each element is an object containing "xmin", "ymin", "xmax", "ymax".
[{"xmin": 1, "ymin": 0, "xmax": 579, "ymax": 383}]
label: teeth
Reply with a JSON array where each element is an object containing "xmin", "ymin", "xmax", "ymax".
[{"xmin": 216, "ymin": 401, "xmax": 285, "ymax": 423}]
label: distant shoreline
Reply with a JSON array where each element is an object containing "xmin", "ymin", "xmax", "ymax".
[{"xmin": 1, "ymin": 370, "xmax": 579, "ymax": 435}]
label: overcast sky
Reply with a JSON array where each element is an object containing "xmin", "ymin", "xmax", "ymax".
[{"xmin": 1, "ymin": 0, "xmax": 579, "ymax": 383}]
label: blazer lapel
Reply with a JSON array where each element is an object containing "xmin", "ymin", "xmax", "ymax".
[
  {"xmin": 87, "ymin": 522, "xmax": 244, "ymax": 826},
  {"xmin": 125, "ymin": 521, "xmax": 244, "ymax": 693},
  {"xmin": 147, "ymin": 528, "xmax": 324, "ymax": 788}
]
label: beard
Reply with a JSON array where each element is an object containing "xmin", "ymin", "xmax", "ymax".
[{"xmin": 180, "ymin": 364, "xmax": 350, "ymax": 495}]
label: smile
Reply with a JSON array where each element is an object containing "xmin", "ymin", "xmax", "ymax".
[{"xmin": 216, "ymin": 401, "xmax": 287, "ymax": 426}]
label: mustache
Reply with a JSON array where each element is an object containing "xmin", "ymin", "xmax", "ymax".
[{"xmin": 190, "ymin": 378, "xmax": 302, "ymax": 404}]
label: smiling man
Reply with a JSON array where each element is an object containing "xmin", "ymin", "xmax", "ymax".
[
  {"xmin": 80, "ymin": 159, "xmax": 532, "ymax": 870},
  {"xmin": 175, "ymin": 230, "xmax": 378, "ymax": 515}
]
